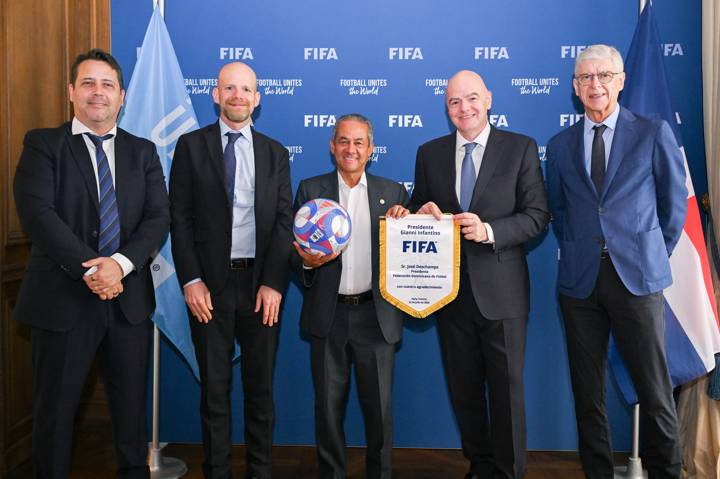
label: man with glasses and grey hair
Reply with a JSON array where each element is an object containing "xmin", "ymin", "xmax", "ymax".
[
  {"xmin": 292, "ymin": 114, "xmax": 409, "ymax": 479},
  {"xmin": 546, "ymin": 44, "xmax": 686, "ymax": 478}
]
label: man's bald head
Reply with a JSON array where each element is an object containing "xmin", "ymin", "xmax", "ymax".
[
  {"xmin": 212, "ymin": 62, "xmax": 260, "ymax": 129},
  {"xmin": 445, "ymin": 70, "xmax": 493, "ymax": 140}
]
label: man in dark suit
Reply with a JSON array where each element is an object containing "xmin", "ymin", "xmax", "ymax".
[
  {"xmin": 13, "ymin": 49, "xmax": 170, "ymax": 479},
  {"xmin": 390, "ymin": 70, "xmax": 549, "ymax": 479},
  {"xmin": 546, "ymin": 44, "xmax": 686, "ymax": 479},
  {"xmin": 169, "ymin": 62, "xmax": 293, "ymax": 479},
  {"xmin": 292, "ymin": 114, "xmax": 409, "ymax": 479}
]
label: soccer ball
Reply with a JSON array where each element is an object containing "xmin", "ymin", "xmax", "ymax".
[{"xmin": 293, "ymin": 198, "xmax": 352, "ymax": 255}]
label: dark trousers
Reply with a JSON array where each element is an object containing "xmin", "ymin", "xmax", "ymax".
[
  {"xmin": 559, "ymin": 256, "xmax": 680, "ymax": 479},
  {"xmin": 436, "ymin": 275, "xmax": 527, "ymax": 479},
  {"xmin": 191, "ymin": 267, "xmax": 279, "ymax": 479},
  {"xmin": 31, "ymin": 301, "xmax": 150, "ymax": 479},
  {"xmin": 311, "ymin": 300, "xmax": 395, "ymax": 479}
]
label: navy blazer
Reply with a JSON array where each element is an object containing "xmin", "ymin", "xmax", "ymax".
[
  {"xmin": 293, "ymin": 171, "xmax": 409, "ymax": 344},
  {"xmin": 546, "ymin": 106, "xmax": 687, "ymax": 298},
  {"xmin": 13, "ymin": 123, "xmax": 170, "ymax": 330}
]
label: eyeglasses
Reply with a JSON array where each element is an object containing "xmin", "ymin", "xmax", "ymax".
[{"xmin": 574, "ymin": 71, "xmax": 621, "ymax": 85}]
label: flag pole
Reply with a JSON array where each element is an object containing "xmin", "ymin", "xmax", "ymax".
[
  {"xmin": 614, "ymin": 0, "xmax": 646, "ymax": 471},
  {"xmin": 144, "ymin": 0, "xmax": 187, "ymax": 473}
]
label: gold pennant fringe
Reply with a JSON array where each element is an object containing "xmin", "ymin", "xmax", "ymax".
[{"xmin": 379, "ymin": 216, "xmax": 460, "ymax": 318}]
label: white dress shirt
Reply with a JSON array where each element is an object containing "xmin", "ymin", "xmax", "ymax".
[
  {"xmin": 454, "ymin": 122, "xmax": 495, "ymax": 244},
  {"xmin": 337, "ymin": 172, "xmax": 372, "ymax": 295},
  {"xmin": 72, "ymin": 117, "xmax": 134, "ymax": 277},
  {"xmin": 219, "ymin": 119, "xmax": 256, "ymax": 259}
]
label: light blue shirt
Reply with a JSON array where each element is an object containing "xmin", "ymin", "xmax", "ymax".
[
  {"xmin": 219, "ymin": 120, "xmax": 256, "ymax": 258},
  {"xmin": 583, "ymin": 104, "xmax": 620, "ymax": 176}
]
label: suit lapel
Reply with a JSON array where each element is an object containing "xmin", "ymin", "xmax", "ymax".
[
  {"xmin": 113, "ymin": 130, "xmax": 131, "ymax": 239},
  {"xmin": 252, "ymin": 128, "xmax": 271, "ymax": 226},
  {"xmin": 203, "ymin": 122, "xmax": 226, "ymax": 190},
  {"xmin": 470, "ymin": 127, "xmax": 503, "ymax": 209},
  {"xmin": 366, "ymin": 173, "xmax": 385, "ymax": 238},
  {"xmin": 601, "ymin": 107, "xmax": 635, "ymax": 201},
  {"xmin": 572, "ymin": 119, "xmax": 596, "ymax": 196},
  {"xmin": 66, "ymin": 126, "xmax": 100, "ymax": 212},
  {"xmin": 442, "ymin": 135, "xmax": 461, "ymax": 211}
]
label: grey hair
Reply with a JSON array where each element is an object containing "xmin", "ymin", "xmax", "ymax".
[
  {"xmin": 332, "ymin": 113, "xmax": 374, "ymax": 144},
  {"xmin": 575, "ymin": 44, "xmax": 624, "ymax": 73}
]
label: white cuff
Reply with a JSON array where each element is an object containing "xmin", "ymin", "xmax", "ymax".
[
  {"xmin": 184, "ymin": 278, "xmax": 202, "ymax": 288},
  {"xmin": 111, "ymin": 253, "xmax": 135, "ymax": 278},
  {"xmin": 483, "ymin": 223, "xmax": 495, "ymax": 245}
]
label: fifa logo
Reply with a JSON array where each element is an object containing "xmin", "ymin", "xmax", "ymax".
[
  {"xmin": 561, "ymin": 45, "xmax": 587, "ymax": 58},
  {"xmin": 304, "ymin": 48, "xmax": 338, "ymax": 60},
  {"xmin": 488, "ymin": 114, "xmax": 508, "ymax": 128},
  {"xmin": 662, "ymin": 44, "xmax": 684, "ymax": 56},
  {"xmin": 388, "ymin": 115, "xmax": 423, "ymax": 128},
  {"xmin": 402, "ymin": 241, "xmax": 438, "ymax": 253},
  {"xmin": 560, "ymin": 113, "xmax": 584, "ymax": 126},
  {"xmin": 219, "ymin": 48, "xmax": 254, "ymax": 60},
  {"xmin": 304, "ymin": 115, "xmax": 336, "ymax": 127},
  {"xmin": 474, "ymin": 47, "xmax": 509, "ymax": 60},
  {"xmin": 389, "ymin": 48, "xmax": 423, "ymax": 60}
]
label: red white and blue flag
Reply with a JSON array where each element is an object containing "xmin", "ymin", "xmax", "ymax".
[{"xmin": 610, "ymin": 0, "xmax": 720, "ymax": 404}]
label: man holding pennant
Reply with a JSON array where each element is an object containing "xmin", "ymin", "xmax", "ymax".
[{"xmin": 389, "ymin": 70, "xmax": 549, "ymax": 479}]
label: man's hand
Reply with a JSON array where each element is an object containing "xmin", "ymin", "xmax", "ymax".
[
  {"xmin": 255, "ymin": 285, "xmax": 282, "ymax": 326},
  {"xmin": 417, "ymin": 201, "xmax": 443, "ymax": 220},
  {"xmin": 82, "ymin": 257, "xmax": 123, "ymax": 293},
  {"xmin": 97, "ymin": 282, "xmax": 124, "ymax": 301},
  {"xmin": 385, "ymin": 204, "xmax": 410, "ymax": 219},
  {"xmin": 293, "ymin": 241, "xmax": 338, "ymax": 269},
  {"xmin": 184, "ymin": 281, "xmax": 213, "ymax": 323},
  {"xmin": 453, "ymin": 212, "xmax": 488, "ymax": 242}
]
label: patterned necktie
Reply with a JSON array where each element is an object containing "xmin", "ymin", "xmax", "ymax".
[
  {"xmin": 224, "ymin": 132, "xmax": 243, "ymax": 205},
  {"xmin": 85, "ymin": 133, "xmax": 119, "ymax": 257},
  {"xmin": 591, "ymin": 124, "xmax": 608, "ymax": 194},
  {"xmin": 460, "ymin": 142, "xmax": 478, "ymax": 211}
]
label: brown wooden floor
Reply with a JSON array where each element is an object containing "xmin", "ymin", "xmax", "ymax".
[{"xmin": 6, "ymin": 420, "xmax": 624, "ymax": 478}]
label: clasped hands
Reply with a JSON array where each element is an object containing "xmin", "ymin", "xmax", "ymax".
[
  {"xmin": 82, "ymin": 257, "xmax": 124, "ymax": 300},
  {"xmin": 385, "ymin": 202, "xmax": 488, "ymax": 242}
]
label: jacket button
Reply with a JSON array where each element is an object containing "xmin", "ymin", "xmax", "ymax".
[
  {"xmin": 91, "ymin": 230, "xmax": 98, "ymax": 238},
  {"xmin": 598, "ymin": 207, "xmax": 605, "ymax": 214}
]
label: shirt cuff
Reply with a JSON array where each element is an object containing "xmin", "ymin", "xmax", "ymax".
[
  {"xmin": 184, "ymin": 278, "xmax": 202, "ymax": 288},
  {"xmin": 483, "ymin": 223, "xmax": 495, "ymax": 245},
  {"xmin": 111, "ymin": 253, "xmax": 135, "ymax": 278}
]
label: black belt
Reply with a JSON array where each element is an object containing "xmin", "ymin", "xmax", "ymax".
[
  {"xmin": 337, "ymin": 291, "xmax": 373, "ymax": 306},
  {"xmin": 230, "ymin": 258, "xmax": 254, "ymax": 269}
]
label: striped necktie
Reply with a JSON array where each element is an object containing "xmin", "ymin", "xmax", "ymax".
[
  {"xmin": 460, "ymin": 142, "xmax": 478, "ymax": 211},
  {"xmin": 85, "ymin": 133, "xmax": 120, "ymax": 256}
]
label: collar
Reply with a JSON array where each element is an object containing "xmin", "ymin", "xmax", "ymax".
[
  {"xmin": 337, "ymin": 170, "xmax": 367, "ymax": 190},
  {"xmin": 72, "ymin": 117, "xmax": 118, "ymax": 137},
  {"xmin": 219, "ymin": 119, "xmax": 253, "ymax": 146},
  {"xmin": 583, "ymin": 103, "xmax": 620, "ymax": 135},
  {"xmin": 456, "ymin": 121, "xmax": 491, "ymax": 152}
]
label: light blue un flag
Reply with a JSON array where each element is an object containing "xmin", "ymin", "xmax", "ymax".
[{"xmin": 119, "ymin": 6, "xmax": 200, "ymax": 379}]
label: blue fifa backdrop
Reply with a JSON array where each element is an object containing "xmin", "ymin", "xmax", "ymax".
[{"xmin": 110, "ymin": 0, "xmax": 707, "ymax": 451}]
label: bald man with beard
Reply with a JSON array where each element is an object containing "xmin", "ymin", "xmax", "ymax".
[
  {"xmin": 391, "ymin": 70, "xmax": 549, "ymax": 479},
  {"xmin": 170, "ymin": 62, "xmax": 293, "ymax": 479}
]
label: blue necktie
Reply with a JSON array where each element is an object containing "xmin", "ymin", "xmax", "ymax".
[
  {"xmin": 224, "ymin": 132, "xmax": 243, "ymax": 205},
  {"xmin": 85, "ymin": 133, "xmax": 119, "ymax": 257},
  {"xmin": 460, "ymin": 142, "xmax": 478, "ymax": 211}
]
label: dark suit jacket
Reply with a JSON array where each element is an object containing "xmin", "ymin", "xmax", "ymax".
[
  {"xmin": 409, "ymin": 127, "xmax": 549, "ymax": 320},
  {"xmin": 293, "ymin": 171, "xmax": 409, "ymax": 344},
  {"xmin": 546, "ymin": 106, "xmax": 687, "ymax": 298},
  {"xmin": 13, "ymin": 122, "xmax": 170, "ymax": 331},
  {"xmin": 170, "ymin": 121, "xmax": 293, "ymax": 296}
]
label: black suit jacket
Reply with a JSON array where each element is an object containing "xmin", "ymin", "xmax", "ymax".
[
  {"xmin": 293, "ymin": 172, "xmax": 409, "ymax": 344},
  {"xmin": 13, "ymin": 123, "xmax": 170, "ymax": 331},
  {"xmin": 409, "ymin": 128, "xmax": 549, "ymax": 319},
  {"xmin": 170, "ymin": 121, "xmax": 293, "ymax": 296}
]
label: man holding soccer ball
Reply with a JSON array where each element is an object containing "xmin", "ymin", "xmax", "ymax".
[{"xmin": 292, "ymin": 114, "xmax": 409, "ymax": 479}]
